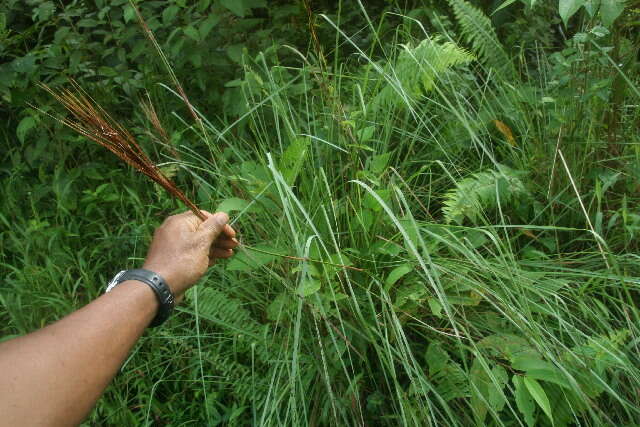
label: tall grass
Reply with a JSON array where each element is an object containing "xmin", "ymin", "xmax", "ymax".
[{"xmin": 2, "ymin": 2, "xmax": 639, "ymax": 425}]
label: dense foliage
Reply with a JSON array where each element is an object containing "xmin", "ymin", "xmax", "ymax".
[{"xmin": 1, "ymin": 0, "xmax": 639, "ymax": 425}]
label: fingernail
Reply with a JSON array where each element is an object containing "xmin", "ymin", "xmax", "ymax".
[{"xmin": 213, "ymin": 212, "xmax": 229, "ymax": 225}]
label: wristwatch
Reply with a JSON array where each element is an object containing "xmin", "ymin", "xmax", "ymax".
[{"xmin": 106, "ymin": 269, "xmax": 175, "ymax": 327}]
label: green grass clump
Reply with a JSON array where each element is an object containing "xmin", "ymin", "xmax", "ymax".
[{"xmin": 2, "ymin": 1, "xmax": 639, "ymax": 425}]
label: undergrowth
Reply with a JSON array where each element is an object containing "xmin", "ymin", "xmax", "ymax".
[{"xmin": 1, "ymin": 0, "xmax": 639, "ymax": 425}]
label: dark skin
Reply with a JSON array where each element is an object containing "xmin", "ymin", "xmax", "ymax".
[{"xmin": 0, "ymin": 210, "xmax": 238, "ymax": 426}]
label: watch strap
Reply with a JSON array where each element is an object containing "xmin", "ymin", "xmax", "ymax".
[{"xmin": 107, "ymin": 268, "xmax": 175, "ymax": 327}]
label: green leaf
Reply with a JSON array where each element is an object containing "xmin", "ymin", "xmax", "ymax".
[
  {"xmin": 469, "ymin": 358, "xmax": 489, "ymax": 423},
  {"xmin": 199, "ymin": 13, "xmax": 220, "ymax": 39},
  {"xmin": 512, "ymin": 354, "xmax": 555, "ymax": 372},
  {"xmin": 221, "ymin": 0, "xmax": 248, "ymax": 17},
  {"xmin": 297, "ymin": 279, "xmax": 321, "ymax": 297},
  {"xmin": 524, "ymin": 376, "xmax": 553, "ymax": 424},
  {"xmin": 513, "ymin": 376, "xmax": 536, "ymax": 427},
  {"xmin": 368, "ymin": 152, "xmax": 391, "ymax": 175},
  {"xmin": 123, "ymin": 4, "xmax": 136, "ymax": 23},
  {"xmin": 363, "ymin": 189, "xmax": 390, "ymax": 212},
  {"xmin": 281, "ymin": 137, "xmax": 310, "ymax": 185},
  {"xmin": 184, "ymin": 25, "xmax": 200, "ymax": 42},
  {"xmin": 0, "ymin": 12, "xmax": 6, "ymax": 32},
  {"xmin": 227, "ymin": 244, "xmax": 280, "ymax": 271},
  {"xmin": 470, "ymin": 357, "xmax": 509, "ymax": 423},
  {"xmin": 162, "ymin": 5, "xmax": 180, "ymax": 24},
  {"xmin": 267, "ymin": 293, "xmax": 293, "ymax": 321},
  {"xmin": 385, "ymin": 264, "xmax": 413, "ymax": 288},
  {"xmin": 599, "ymin": 0, "xmax": 625, "ymax": 26},
  {"xmin": 33, "ymin": 2, "xmax": 55, "ymax": 22},
  {"xmin": 245, "ymin": 0, "xmax": 267, "ymax": 6},
  {"xmin": 583, "ymin": 0, "xmax": 601, "ymax": 15},
  {"xmin": 425, "ymin": 342, "xmax": 449, "ymax": 374},
  {"xmin": 526, "ymin": 369, "xmax": 572, "ymax": 390},
  {"xmin": 217, "ymin": 197, "xmax": 250, "ymax": 213},
  {"xmin": 17, "ymin": 116, "xmax": 36, "ymax": 143},
  {"xmin": 226, "ymin": 44, "xmax": 245, "ymax": 63},
  {"xmin": 492, "ymin": 0, "xmax": 518, "ymax": 15},
  {"xmin": 427, "ymin": 297, "xmax": 443, "ymax": 318},
  {"xmin": 488, "ymin": 365, "xmax": 508, "ymax": 412},
  {"xmin": 559, "ymin": 0, "xmax": 586, "ymax": 26},
  {"xmin": 12, "ymin": 55, "xmax": 37, "ymax": 74},
  {"xmin": 356, "ymin": 126, "xmax": 375, "ymax": 142}
]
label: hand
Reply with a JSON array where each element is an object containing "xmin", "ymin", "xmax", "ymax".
[{"xmin": 142, "ymin": 211, "xmax": 239, "ymax": 299}]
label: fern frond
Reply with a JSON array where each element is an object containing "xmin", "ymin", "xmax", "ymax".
[
  {"xmin": 196, "ymin": 287, "xmax": 271, "ymax": 362},
  {"xmin": 208, "ymin": 351, "xmax": 261, "ymax": 403},
  {"xmin": 426, "ymin": 342, "xmax": 470, "ymax": 401},
  {"xmin": 433, "ymin": 364, "xmax": 470, "ymax": 401},
  {"xmin": 442, "ymin": 165, "xmax": 530, "ymax": 224},
  {"xmin": 447, "ymin": 0, "xmax": 514, "ymax": 78},
  {"xmin": 373, "ymin": 37, "xmax": 474, "ymax": 110}
]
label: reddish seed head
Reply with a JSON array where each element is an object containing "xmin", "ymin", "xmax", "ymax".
[{"xmin": 40, "ymin": 81, "xmax": 206, "ymax": 221}]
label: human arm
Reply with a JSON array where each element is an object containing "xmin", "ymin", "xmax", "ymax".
[{"xmin": 0, "ymin": 211, "xmax": 238, "ymax": 427}]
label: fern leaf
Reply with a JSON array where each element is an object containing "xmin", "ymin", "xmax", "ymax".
[
  {"xmin": 426, "ymin": 342, "xmax": 470, "ymax": 401},
  {"xmin": 447, "ymin": 0, "xmax": 514, "ymax": 78},
  {"xmin": 373, "ymin": 37, "xmax": 474, "ymax": 110},
  {"xmin": 442, "ymin": 165, "xmax": 530, "ymax": 224},
  {"xmin": 196, "ymin": 287, "xmax": 271, "ymax": 362}
]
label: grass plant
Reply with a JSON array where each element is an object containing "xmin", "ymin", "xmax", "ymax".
[{"xmin": 1, "ymin": 1, "xmax": 639, "ymax": 425}]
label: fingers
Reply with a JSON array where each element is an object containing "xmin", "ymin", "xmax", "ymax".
[
  {"xmin": 210, "ymin": 247, "xmax": 234, "ymax": 258},
  {"xmin": 199, "ymin": 212, "xmax": 229, "ymax": 244},
  {"xmin": 215, "ymin": 236, "xmax": 239, "ymax": 250},
  {"xmin": 222, "ymin": 224, "xmax": 236, "ymax": 238},
  {"xmin": 209, "ymin": 247, "xmax": 234, "ymax": 266}
]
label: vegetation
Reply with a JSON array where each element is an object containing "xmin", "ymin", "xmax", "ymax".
[{"xmin": 1, "ymin": 0, "xmax": 639, "ymax": 425}]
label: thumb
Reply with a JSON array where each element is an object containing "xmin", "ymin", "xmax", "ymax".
[{"xmin": 199, "ymin": 212, "xmax": 229, "ymax": 244}]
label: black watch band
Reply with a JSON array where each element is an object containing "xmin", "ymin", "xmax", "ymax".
[{"xmin": 106, "ymin": 268, "xmax": 175, "ymax": 327}]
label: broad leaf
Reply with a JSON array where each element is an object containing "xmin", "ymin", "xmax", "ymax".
[
  {"xmin": 297, "ymin": 279, "xmax": 321, "ymax": 297},
  {"xmin": 492, "ymin": 0, "xmax": 519, "ymax": 15},
  {"xmin": 199, "ymin": 14, "xmax": 220, "ymax": 39},
  {"xmin": 184, "ymin": 25, "xmax": 200, "ymax": 42},
  {"xmin": 281, "ymin": 137, "xmax": 310, "ymax": 185},
  {"xmin": 385, "ymin": 264, "xmax": 413, "ymax": 288},
  {"xmin": 221, "ymin": 0, "xmax": 248, "ymax": 17},
  {"xmin": 367, "ymin": 152, "xmax": 391, "ymax": 174},
  {"xmin": 357, "ymin": 126, "xmax": 375, "ymax": 143},
  {"xmin": 599, "ymin": 0, "xmax": 625, "ymax": 26},
  {"xmin": 123, "ymin": 4, "xmax": 136, "ymax": 23},
  {"xmin": 425, "ymin": 342, "xmax": 449, "ymax": 374},
  {"xmin": 162, "ymin": 5, "xmax": 180, "ymax": 23},
  {"xmin": 228, "ymin": 244, "xmax": 281, "ymax": 271},
  {"xmin": 427, "ymin": 298, "xmax": 443, "ymax": 318},
  {"xmin": 17, "ymin": 116, "xmax": 36, "ymax": 143},
  {"xmin": 512, "ymin": 354, "xmax": 556, "ymax": 372},
  {"xmin": 559, "ymin": 0, "xmax": 586, "ymax": 26},
  {"xmin": 470, "ymin": 358, "xmax": 508, "ymax": 422},
  {"xmin": 524, "ymin": 376, "xmax": 553, "ymax": 424},
  {"xmin": 513, "ymin": 375, "xmax": 536, "ymax": 427},
  {"xmin": 526, "ymin": 369, "xmax": 572, "ymax": 390}
]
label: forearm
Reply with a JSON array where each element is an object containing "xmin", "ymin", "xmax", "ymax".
[{"xmin": 0, "ymin": 280, "xmax": 158, "ymax": 426}]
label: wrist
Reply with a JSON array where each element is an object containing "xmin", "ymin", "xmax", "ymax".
[
  {"xmin": 111, "ymin": 280, "xmax": 160, "ymax": 315},
  {"xmin": 141, "ymin": 263, "xmax": 188, "ymax": 298},
  {"xmin": 107, "ymin": 269, "xmax": 176, "ymax": 327}
]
